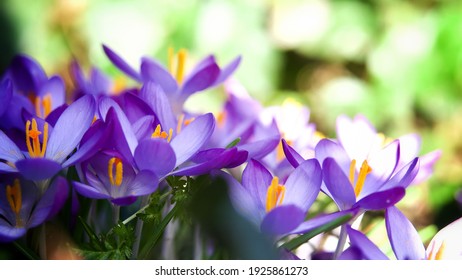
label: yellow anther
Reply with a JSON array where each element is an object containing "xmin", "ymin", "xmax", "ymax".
[
  {"xmin": 349, "ymin": 160, "xmax": 372, "ymax": 197},
  {"xmin": 35, "ymin": 94, "xmax": 52, "ymax": 118},
  {"xmin": 168, "ymin": 46, "xmax": 174, "ymax": 74},
  {"xmin": 176, "ymin": 49, "xmax": 187, "ymax": 85},
  {"xmin": 92, "ymin": 115, "xmax": 98, "ymax": 124},
  {"xmin": 176, "ymin": 114, "xmax": 195, "ymax": 134},
  {"xmin": 265, "ymin": 177, "xmax": 286, "ymax": 213},
  {"xmin": 349, "ymin": 159, "xmax": 356, "ymax": 186},
  {"xmin": 6, "ymin": 179, "xmax": 22, "ymax": 215},
  {"xmin": 167, "ymin": 47, "xmax": 188, "ymax": 84},
  {"xmin": 26, "ymin": 118, "xmax": 49, "ymax": 158},
  {"xmin": 216, "ymin": 111, "xmax": 226, "ymax": 128},
  {"xmin": 152, "ymin": 124, "xmax": 173, "ymax": 142},
  {"xmin": 108, "ymin": 157, "xmax": 123, "ymax": 187}
]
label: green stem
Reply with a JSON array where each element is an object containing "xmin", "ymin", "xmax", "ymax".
[{"xmin": 131, "ymin": 195, "xmax": 149, "ymax": 260}]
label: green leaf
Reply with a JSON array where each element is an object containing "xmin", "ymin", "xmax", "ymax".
[
  {"xmin": 138, "ymin": 203, "xmax": 181, "ymax": 259},
  {"xmin": 279, "ymin": 213, "xmax": 353, "ymax": 251},
  {"xmin": 13, "ymin": 241, "xmax": 40, "ymax": 260}
]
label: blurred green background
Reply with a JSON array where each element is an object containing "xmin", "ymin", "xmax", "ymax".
[{"xmin": 1, "ymin": 0, "xmax": 462, "ymax": 250}]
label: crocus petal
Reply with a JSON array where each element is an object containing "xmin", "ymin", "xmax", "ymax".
[
  {"xmin": 126, "ymin": 170, "xmax": 159, "ymax": 196},
  {"xmin": 103, "ymin": 45, "xmax": 142, "ymax": 81},
  {"xmin": 282, "ymin": 138, "xmax": 304, "ymax": 168},
  {"xmin": 73, "ymin": 181, "xmax": 112, "ymax": 200},
  {"xmin": 140, "ymin": 57, "xmax": 178, "ymax": 93},
  {"xmin": 0, "ymin": 130, "xmax": 24, "ymax": 162},
  {"xmin": 29, "ymin": 177, "xmax": 68, "ymax": 227},
  {"xmin": 354, "ymin": 187, "xmax": 405, "ymax": 210},
  {"xmin": 0, "ymin": 224, "xmax": 27, "ymax": 242},
  {"xmin": 9, "ymin": 55, "xmax": 47, "ymax": 93},
  {"xmin": 63, "ymin": 120, "xmax": 106, "ymax": 168},
  {"xmin": 291, "ymin": 209, "xmax": 356, "ymax": 234},
  {"xmin": 379, "ymin": 158, "xmax": 420, "ymax": 192},
  {"xmin": 15, "ymin": 158, "xmax": 62, "ymax": 181},
  {"xmin": 38, "ymin": 75, "xmax": 65, "ymax": 110},
  {"xmin": 134, "ymin": 139, "xmax": 176, "ymax": 178},
  {"xmin": 336, "ymin": 114, "xmax": 380, "ymax": 162},
  {"xmin": 360, "ymin": 140, "xmax": 400, "ymax": 197},
  {"xmin": 322, "ymin": 158, "xmax": 356, "ymax": 210},
  {"xmin": 112, "ymin": 196, "xmax": 137, "ymax": 206},
  {"xmin": 99, "ymin": 98, "xmax": 138, "ymax": 159},
  {"xmin": 397, "ymin": 133, "xmax": 421, "ymax": 165},
  {"xmin": 170, "ymin": 113, "xmax": 215, "ymax": 166},
  {"xmin": 46, "ymin": 95, "xmax": 95, "ymax": 163},
  {"xmin": 0, "ymin": 162, "xmax": 17, "ymax": 173},
  {"xmin": 171, "ymin": 148, "xmax": 239, "ymax": 177},
  {"xmin": 213, "ymin": 55, "xmax": 242, "ymax": 86},
  {"xmin": 0, "ymin": 79, "xmax": 13, "ymax": 116},
  {"xmin": 181, "ymin": 62, "xmax": 220, "ymax": 97},
  {"xmin": 132, "ymin": 115, "xmax": 155, "ymax": 140},
  {"xmin": 260, "ymin": 205, "xmax": 305, "ymax": 236},
  {"xmin": 413, "ymin": 150, "xmax": 441, "ymax": 185},
  {"xmin": 242, "ymin": 159, "xmax": 273, "ymax": 208},
  {"xmin": 90, "ymin": 67, "xmax": 112, "ymax": 94},
  {"xmin": 427, "ymin": 217, "xmax": 462, "ymax": 260},
  {"xmin": 315, "ymin": 139, "xmax": 351, "ymax": 174},
  {"xmin": 385, "ymin": 206, "xmax": 426, "ymax": 260},
  {"xmin": 217, "ymin": 170, "xmax": 262, "ymax": 224},
  {"xmin": 139, "ymin": 82, "xmax": 177, "ymax": 132},
  {"xmin": 346, "ymin": 226, "xmax": 389, "ymax": 260},
  {"xmin": 283, "ymin": 159, "xmax": 322, "ymax": 210}
]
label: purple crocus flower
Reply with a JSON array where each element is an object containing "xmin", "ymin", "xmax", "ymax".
[
  {"xmin": 0, "ymin": 176, "xmax": 68, "ymax": 242},
  {"xmin": 73, "ymin": 152, "xmax": 159, "ymax": 206},
  {"xmin": 0, "ymin": 95, "xmax": 96, "ymax": 180},
  {"xmin": 103, "ymin": 45, "xmax": 241, "ymax": 114},
  {"xmin": 336, "ymin": 114, "xmax": 441, "ymax": 186},
  {"xmin": 226, "ymin": 158, "xmax": 322, "ymax": 236}
]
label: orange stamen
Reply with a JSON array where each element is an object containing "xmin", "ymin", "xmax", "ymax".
[
  {"xmin": 25, "ymin": 119, "xmax": 48, "ymax": 158},
  {"xmin": 108, "ymin": 157, "xmax": 123, "ymax": 187},
  {"xmin": 265, "ymin": 177, "xmax": 286, "ymax": 212},
  {"xmin": 152, "ymin": 124, "xmax": 172, "ymax": 142}
]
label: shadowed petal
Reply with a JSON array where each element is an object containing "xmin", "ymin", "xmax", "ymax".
[
  {"xmin": 46, "ymin": 95, "xmax": 95, "ymax": 163},
  {"xmin": 134, "ymin": 139, "xmax": 176, "ymax": 178},
  {"xmin": 284, "ymin": 159, "xmax": 322, "ymax": 210},
  {"xmin": 9, "ymin": 55, "xmax": 47, "ymax": 93},
  {"xmin": 170, "ymin": 113, "xmax": 215, "ymax": 166},
  {"xmin": 346, "ymin": 226, "xmax": 389, "ymax": 260},
  {"xmin": 291, "ymin": 209, "xmax": 356, "ymax": 234},
  {"xmin": 126, "ymin": 170, "xmax": 159, "ymax": 196},
  {"xmin": 379, "ymin": 158, "xmax": 420, "ymax": 192},
  {"xmin": 0, "ymin": 224, "xmax": 27, "ymax": 242},
  {"xmin": 322, "ymin": 158, "xmax": 356, "ymax": 210},
  {"xmin": 140, "ymin": 57, "xmax": 178, "ymax": 93},
  {"xmin": 260, "ymin": 205, "xmax": 305, "ymax": 236},
  {"xmin": 38, "ymin": 75, "xmax": 65, "ymax": 110},
  {"xmin": 385, "ymin": 206, "xmax": 426, "ymax": 260},
  {"xmin": 0, "ymin": 79, "xmax": 13, "ymax": 116},
  {"xmin": 213, "ymin": 56, "xmax": 242, "ymax": 86},
  {"xmin": 73, "ymin": 181, "xmax": 112, "ymax": 200},
  {"xmin": 181, "ymin": 62, "xmax": 220, "ymax": 97},
  {"xmin": 139, "ymin": 82, "xmax": 177, "ymax": 132},
  {"xmin": 282, "ymin": 138, "xmax": 304, "ymax": 168},
  {"xmin": 315, "ymin": 139, "xmax": 351, "ymax": 174},
  {"xmin": 16, "ymin": 158, "xmax": 62, "ymax": 181},
  {"xmin": 242, "ymin": 159, "xmax": 273, "ymax": 208},
  {"xmin": 354, "ymin": 187, "xmax": 405, "ymax": 210},
  {"xmin": 0, "ymin": 130, "xmax": 24, "ymax": 162}
]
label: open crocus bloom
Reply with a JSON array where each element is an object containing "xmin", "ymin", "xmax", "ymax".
[
  {"xmin": 0, "ymin": 95, "xmax": 97, "ymax": 181},
  {"xmin": 227, "ymin": 159, "xmax": 322, "ymax": 236},
  {"xmin": 0, "ymin": 176, "xmax": 68, "ymax": 242}
]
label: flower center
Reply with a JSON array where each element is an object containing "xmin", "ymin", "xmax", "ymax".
[
  {"xmin": 152, "ymin": 124, "xmax": 173, "ymax": 142},
  {"xmin": 265, "ymin": 177, "xmax": 286, "ymax": 212},
  {"xmin": 6, "ymin": 179, "xmax": 24, "ymax": 227},
  {"xmin": 25, "ymin": 118, "xmax": 49, "ymax": 158},
  {"xmin": 348, "ymin": 159, "xmax": 372, "ymax": 197},
  {"xmin": 108, "ymin": 157, "xmax": 123, "ymax": 187},
  {"xmin": 168, "ymin": 47, "xmax": 187, "ymax": 85}
]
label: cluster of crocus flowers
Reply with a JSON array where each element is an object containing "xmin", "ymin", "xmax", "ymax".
[{"xmin": 0, "ymin": 45, "xmax": 452, "ymax": 260}]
